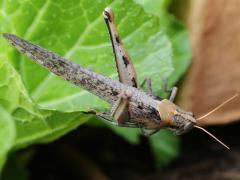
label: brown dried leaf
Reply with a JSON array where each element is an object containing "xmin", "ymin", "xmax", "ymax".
[{"xmin": 178, "ymin": 0, "xmax": 240, "ymax": 125}]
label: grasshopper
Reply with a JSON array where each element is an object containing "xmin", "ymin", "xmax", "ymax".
[{"xmin": 3, "ymin": 7, "xmax": 235, "ymax": 149}]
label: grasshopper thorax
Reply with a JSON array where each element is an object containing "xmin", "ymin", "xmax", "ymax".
[{"xmin": 156, "ymin": 99, "xmax": 196, "ymax": 135}]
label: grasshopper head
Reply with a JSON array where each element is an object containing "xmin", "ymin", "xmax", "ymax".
[
  {"xmin": 156, "ymin": 99, "xmax": 232, "ymax": 150},
  {"xmin": 157, "ymin": 99, "xmax": 196, "ymax": 135}
]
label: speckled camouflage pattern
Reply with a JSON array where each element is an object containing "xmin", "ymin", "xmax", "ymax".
[{"xmin": 3, "ymin": 33, "xmax": 162, "ymax": 129}]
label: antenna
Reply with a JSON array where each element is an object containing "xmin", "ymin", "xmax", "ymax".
[
  {"xmin": 194, "ymin": 125, "xmax": 230, "ymax": 150},
  {"xmin": 197, "ymin": 94, "xmax": 239, "ymax": 121}
]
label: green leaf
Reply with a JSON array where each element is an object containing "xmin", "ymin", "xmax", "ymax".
[
  {"xmin": 135, "ymin": 0, "xmax": 192, "ymax": 87},
  {"xmin": 109, "ymin": 126, "xmax": 141, "ymax": 144},
  {"xmin": 0, "ymin": 60, "xmax": 88, "ymax": 173},
  {"xmin": 166, "ymin": 16, "xmax": 192, "ymax": 86},
  {"xmin": 134, "ymin": 0, "xmax": 171, "ymax": 17},
  {"xmin": 150, "ymin": 130, "xmax": 180, "ymax": 167},
  {"xmin": 14, "ymin": 110, "xmax": 89, "ymax": 150},
  {"xmin": 0, "ymin": 106, "xmax": 15, "ymax": 171}
]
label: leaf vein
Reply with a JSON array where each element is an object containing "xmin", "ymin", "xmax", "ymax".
[
  {"xmin": 31, "ymin": 1, "xmax": 115, "ymax": 99},
  {"xmin": 24, "ymin": 0, "xmax": 51, "ymax": 38}
]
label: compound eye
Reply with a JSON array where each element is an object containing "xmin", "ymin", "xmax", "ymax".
[
  {"xmin": 184, "ymin": 121, "xmax": 194, "ymax": 132},
  {"xmin": 187, "ymin": 111, "xmax": 194, "ymax": 116}
]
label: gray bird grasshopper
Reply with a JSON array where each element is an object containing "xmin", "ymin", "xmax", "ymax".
[{"xmin": 3, "ymin": 7, "xmax": 235, "ymax": 149}]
